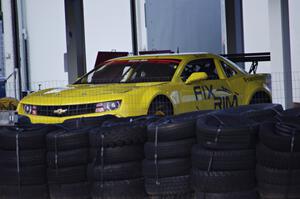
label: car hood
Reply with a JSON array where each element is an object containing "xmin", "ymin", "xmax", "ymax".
[{"xmin": 20, "ymin": 82, "xmax": 166, "ymax": 106}]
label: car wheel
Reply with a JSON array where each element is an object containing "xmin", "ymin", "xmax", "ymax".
[
  {"xmin": 250, "ymin": 91, "xmax": 271, "ymax": 104},
  {"xmin": 148, "ymin": 96, "xmax": 173, "ymax": 116}
]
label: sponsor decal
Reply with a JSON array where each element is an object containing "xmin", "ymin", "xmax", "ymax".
[{"xmin": 193, "ymin": 85, "xmax": 239, "ymax": 110}]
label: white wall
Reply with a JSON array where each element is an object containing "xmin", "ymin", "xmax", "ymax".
[
  {"xmin": 243, "ymin": 0, "xmax": 271, "ymax": 73},
  {"xmin": 25, "ymin": 0, "xmax": 68, "ymax": 90},
  {"xmin": 289, "ymin": 0, "xmax": 300, "ymax": 102},
  {"xmin": 83, "ymin": 0, "xmax": 132, "ymax": 71}
]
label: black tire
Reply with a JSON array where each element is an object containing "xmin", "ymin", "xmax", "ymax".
[
  {"xmin": 275, "ymin": 122, "xmax": 300, "ymax": 136},
  {"xmin": 195, "ymin": 190, "xmax": 258, "ymax": 199},
  {"xmin": 191, "ymin": 169, "xmax": 255, "ymax": 193},
  {"xmin": 258, "ymin": 183, "xmax": 300, "ymax": 199},
  {"xmin": 259, "ymin": 122, "xmax": 300, "ymax": 152},
  {"xmin": 47, "ymin": 128, "xmax": 89, "ymax": 151},
  {"xmin": 145, "ymin": 175, "xmax": 192, "ymax": 196},
  {"xmin": 0, "ymin": 184, "xmax": 49, "ymax": 199},
  {"xmin": 244, "ymin": 103, "xmax": 283, "ymax": 122},
  {"xmin": 147, "ymin": 117, "xmax": 195, "ymax": 142},
  {"xmin": 257, "ymin": 143, "xmax": 300, "ymax": 169},
  {"xmin": 196, "ymin": 114, "xmax": 258, "ymax": 150},
  {"xmin": 256, "ymin": 164, "xmax": 300, "ymax": 185},
  {"xmin": 143, "ymin": 158, "xmax": 191, "ymax": 178},
  {"xmin": 0, "ymin": 126, "xmax": 52, "ymax": 150},
  {"xmin": 47, "ymin": 148, "xmax": 88, "ymax": 168},
  {"xmin": 0, "ymin": 149, "xmax": 45, "ymax": 167},
  {"xmin": 91, "ymin": 178, "xmax": 146, "ymax": 199},
  {"xmin": 62, "ymin": 115, "xmax": 116, "ymax": 129},
  {"xmin": 47, "ymin": 166, "xmax": 86, "ymax": 184},
  {"xmin": 101, "ymin": 115, "xmax": 161, "ymax": 128},
  {"xmin": 192, "ymin": 145, "xmax": 255, "ymax": 171},
  {"xmin": 0, "ymin": 165, "xmax": 46, "ymax": 185},
  {"xmin": 149, "ymin": 192, "xmax": 194, "ymax": 199},
  {"xmin": 87, "ymin": 161, "xmax": 142, "ymax": 181},
  {"xmin": 89, "ymin": 125, "xmax": 146, "ymax": 148},
  {"xmin": 148, "ymin": 96, "xmax": 173, "ymax": 116},
  {"xmin": 249, "ymin": 92, "xmax": 272, "ymax": 104},
  {"xmin": 144, "ymin": 139, "xmax": 195, "ymax": 160},
  {"xmin": 89, "ymin": 145, "xmax": 144, "ymax": 164},
  {"xmin": 276, "ymin": 107, "xmax": 300, "ymax": 126},
  {"xmin": 49, "ymin": 182, "xmax": 90, "ymax": 199}
]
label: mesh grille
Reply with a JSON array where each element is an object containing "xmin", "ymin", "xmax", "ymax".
[{"xmin": 35, "ymin": 103, "xmax": 96, "ymax": 117}]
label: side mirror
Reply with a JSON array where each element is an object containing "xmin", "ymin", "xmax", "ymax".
[{"xmin": 185, "ymin": 72, "xmax": 208, "ymax": 85}]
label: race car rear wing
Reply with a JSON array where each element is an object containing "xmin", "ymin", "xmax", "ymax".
[{"xmin": 220, "ymin": 52, "xmax": 271, "ymax": 74}]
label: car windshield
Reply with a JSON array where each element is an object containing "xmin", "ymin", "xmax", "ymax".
[{"xmin": 75, "ymin": 59, "xmax": 181, "ymax": 84}]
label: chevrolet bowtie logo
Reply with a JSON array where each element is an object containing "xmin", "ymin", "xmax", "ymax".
[{"xmin": 53, "ymin": 108, "xmax": 67, "ymax": 115}]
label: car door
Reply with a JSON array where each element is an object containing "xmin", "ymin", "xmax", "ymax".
[{"xmin": 179, "ymin": 58, "xmax": 238, "ymax": 111}]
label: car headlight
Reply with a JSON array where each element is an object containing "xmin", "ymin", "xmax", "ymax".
[
  {"xmin": 23, "ymin": 104, "xmax": 37, "ymax": 115},
  {"xmin": 95, "ymin": 100, "xmax": 121, "ymax": 113}
]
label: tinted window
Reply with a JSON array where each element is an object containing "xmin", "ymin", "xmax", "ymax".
[
  {"xmin": 75, "ymin": 59, "xmax": 181, "ymax": 84},
  {"xmin": 220, "ymin": 61, "xmax": 237, "ymax": 78},
  {"xmin": 181, "ymin": 59, "xmax": 219, "ymax": 81}
]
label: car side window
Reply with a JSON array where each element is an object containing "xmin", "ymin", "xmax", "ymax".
[
  {"xmin": 181, "ymin": 59, "xmax": 219, "ymax": 81},
  {"xmin": 220, "ymin": 61, "xmax": 237, "ymax": 78}
]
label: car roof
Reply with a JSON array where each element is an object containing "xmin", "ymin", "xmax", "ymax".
[{"xmin": 111, "ymin": 52, "xmax": 221, "ymax": 61}]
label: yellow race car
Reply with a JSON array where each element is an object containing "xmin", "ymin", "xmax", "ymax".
[{"xmin": 17, "ymin": 53, "xmax": 271, "ymax": 124}]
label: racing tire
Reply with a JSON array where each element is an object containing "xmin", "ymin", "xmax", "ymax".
[
  {"xmin": 192, "ymin": 145, "xmax": 255, "ymax": 171},
  {"xmin": 143, "ymin": 158, "xmax": 191, "ymax": 178},
  {"xmin": 258, "ymin": 183, "xmax": 300, "ymax": 199},
  {"xmin": 256, "ymin": 164, "xmax": 300, "ymax": 185},
  {"xmin": 196, "ymin": 114, "xmax": 258, "ymax": 150},
  {"xmin": 147, "ymin": 117, "xmax": 196, "ymax": 142},
  {"xmin": 89, "ymin": 125, "xmax": 147, "ymax": 148},
  {"xmin": 47, "ymin": 166, "xmax": 86, "ymax": 184},
  {"xmin": 0, "ymin": 126, "xmax": 52, "ymax": 150},
  {"xmin": 47, "ymin": 128, "xmax": 89, "ymax": 151},
  {"xmin": 191, "ymin": 169, "xmax": 255, "ymax": 193},
  {"xmin": 195, "ymin": 190, "xmax": 258, "ymax": 199},
  {"xmin": 0, "ymin": 149, "xmax": 45, "ymax": 167},
  {"xmin": 257, "ymin": 143, "xmax": 300, "ymax": 169},
  {"xmin": 49, "ymin": 182, "xmax": 90, "ymax": 199},
  {"xmin": 144, "ymin": 139, "xmax": 195, "ymax": 160},
  {"xmin": 87, "ymin": 161, "xmax": 142, "ymax": 181},
  {"xmin": 259, "ymin": 122, "xmax": 300, "ymax": 152},
  {"xmin": 91, "ymin": 178, "xmax": 147, "ymax": 199},
  {"xmin": 89, "ymin": 145, "xmax": 144, "ymax": 164},
  {"xmin": 0, "ymin": 165, "xmax": 46, "ymax": 185},
  {"xmin": 47, "ymin": 148, "xmax": 88, "ymax": 168},
  {"xmin": 145, "ymin": 175, "xmax": 192, "ymax": 196},
  {"xmin": 0, "ymin": 184, "xmax": 49, "ymax": 199}
]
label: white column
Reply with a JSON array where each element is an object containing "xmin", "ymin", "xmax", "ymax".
[
  {"xmin": 1, "ymin": 0, "xmax": 17, "ymax": 98},
  {"xmin": 268, "ymin": 0, "xmax": 293, "ymax": 108}
]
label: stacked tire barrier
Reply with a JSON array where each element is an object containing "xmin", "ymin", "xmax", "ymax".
[
  {"xmin": 192, "ymin": 113, "xmax": 259, "ymax": 199},
  {"xmin": 218, "ymin": 103, "xmax": 283, "ymax": 123},
  {"xmin": 0, "ymin": 124, "xmax": 53, "ymax": 199},
  {"xmin": 88, "ymin": 117, "xmax": 156, "ymax": 199},
  {"xmin": 257, "ymin": 107, "xmax": 300, "ymax": 199},
  {"xmin": 46, "ymin": 117, "xmax": 109, "ymax": 199},
  {"xmin": 143, "ymin": 113, "xmax": 209, "ymax": 198}
]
